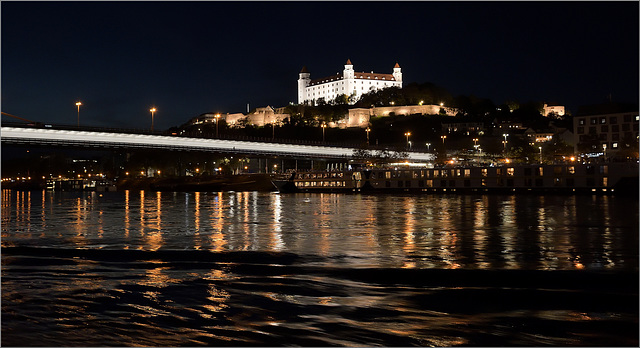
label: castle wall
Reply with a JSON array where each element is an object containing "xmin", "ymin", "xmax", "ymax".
[{"xmin": 346, "ymin": 104, "xmax": 457, "ymax": 128}]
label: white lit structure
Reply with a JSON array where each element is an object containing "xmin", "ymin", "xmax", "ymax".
[
  {"xmin": 542, "ymin": 103, "xmax": 565, "ymax": 117},
  {"xmin": 298, "ymin": 59, "xmax": 402, "ymax": 105},
  {"xmin": 1, "ymin": 126, "xmax": 435, "ymax": 161}
]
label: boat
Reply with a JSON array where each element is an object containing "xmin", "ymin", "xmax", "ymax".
[{"xmin": 272, "ymin": 162, "xmax": 639, "ymax": 195}]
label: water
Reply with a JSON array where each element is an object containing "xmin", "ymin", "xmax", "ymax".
[{"xmin": 2, "ymin": 189, "xmax": 638, "ymax": 346}]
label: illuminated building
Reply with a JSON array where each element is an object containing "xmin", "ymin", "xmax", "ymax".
[{"xmin": 298, "ymin": 59, "xmax": 402, "ymax": 105}]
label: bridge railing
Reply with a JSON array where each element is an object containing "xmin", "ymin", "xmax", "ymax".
[{"xmin": 2, "ymin": 121, "xmax": 425, "ymax": 153}]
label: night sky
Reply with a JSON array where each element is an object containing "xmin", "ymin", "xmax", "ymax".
[{"xmin": 2, "ymin": 1, "xmax": 638, "ymax": 130}]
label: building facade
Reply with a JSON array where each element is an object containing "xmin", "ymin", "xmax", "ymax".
[
  {"xmin": 574, "ymin": 111, "xmax": 639, "ymax": 154},
  {"xmin": 542, "ymin": 103, "xmax": 566, "ymax": 117},
  {"xmin": 298, "ymin": 59, "xmax": 402, "ymax": 105},
  {"xmin": 225, "ymin": 106, "xmax": 290, "ymax": 127}
]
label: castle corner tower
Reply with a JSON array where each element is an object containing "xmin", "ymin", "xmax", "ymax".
[
  {"xmin": 297, "ymin": 66, "xmax": 311, "ymax": 104},
  {"xmin": 392, "ymin": 62, "xmax": 402, "ymax": 85}
]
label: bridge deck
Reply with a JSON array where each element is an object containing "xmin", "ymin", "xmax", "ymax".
[{"xmin": 1, "ymin": 126, "xmax": 435, "ymax": 161}]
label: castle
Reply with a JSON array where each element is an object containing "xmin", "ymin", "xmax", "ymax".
[{"xmin": 298, "ymin": 59, "xmax": 402, "ymax": 105}]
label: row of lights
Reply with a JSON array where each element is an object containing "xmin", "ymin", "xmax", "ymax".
[{"xmin": 2, "ymin": 173, "xmax": 109, "ymax": 182}]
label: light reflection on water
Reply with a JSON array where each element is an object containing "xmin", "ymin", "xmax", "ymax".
[
  {"xmin": 1, "ymin": 186, "xmax": 638, "ymax": 346},
  {"xmin": 1, "ymin": 189, "xmax": 637, "ymax": 270}
]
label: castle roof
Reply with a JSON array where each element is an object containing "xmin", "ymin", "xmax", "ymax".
[
  {"xmin": 394, "ymin": 62, "xmax": 400, "ymax": 68},
  {"xmin": 300, "ymin": 66, "xmax": 309, "ymax": 73},
  {"xmin": 346, "ymin": 59, "xmax": 352, "ymax": 65},
  {"xmin": 308, "ymin": 71, "xmax": 396, "ymax": 86}
]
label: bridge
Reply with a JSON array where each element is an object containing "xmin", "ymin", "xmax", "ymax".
[{"xmin": 1, "ymin": 126, "xmax": 435, "ymax": 161}]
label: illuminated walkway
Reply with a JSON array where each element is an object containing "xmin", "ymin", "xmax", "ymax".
[{"xmin": 1, "ymin": 126, "xmax": 435, "ymax": 161}]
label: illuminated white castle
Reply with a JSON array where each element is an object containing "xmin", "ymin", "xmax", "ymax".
[{"xmin": 297, "ymin": 59, "xmax": 402, "ymax": 105}]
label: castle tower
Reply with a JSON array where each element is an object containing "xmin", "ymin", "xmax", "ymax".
[
  {"xmin": 297, "ymin": 66, "xmax": 311, "ymax": 104},
  {"xmin": 343, "ymin": 59, "xmax": 354, "ymax": 79},
  {"xmin": 343, "ymin": 59, "xmax": 355, "ymax": 100},
  {"xmin": 392, "ymin": 62, "xmax": 402, "ymax": 86}
]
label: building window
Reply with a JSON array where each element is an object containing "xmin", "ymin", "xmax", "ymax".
[
  {"xmin": 612, "ymin": 142, "xmax": 618, "ymax": 148},
  {"xmin": 600, "ymin": 117, "xmax": 606, "ymax": 124},
  {"xmin": 610, "ymin": 117, "xmax": 617, "ymax": 124},
  {"xmin": 612, "ymin": 125, "xmax": 620, "ymax": 132},
  {"xmin": 578, "ymin": 118, "xmax": 586, "ymax": 125},
  {"xmin": 624, "ymin": 114, "xmax": 632, "ymax": 122},
  {"xmin": 612, "ymin": 133, "xmax": 619, "ymax": 141},
  {"xmin": 601, "ymin": 125, "xmax": 608, "ymax": 132},
  {"xmin": 577, "ymin": 127, "xmax": 584, "ymax": 134},
  {"xmin": 590, "ymin": 118, "xmax": 597, "ymax": 125}
]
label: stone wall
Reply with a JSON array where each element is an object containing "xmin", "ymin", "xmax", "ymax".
[{"xmin": 346, "ymin": 104, "xmax": 457, "ymax": 128}]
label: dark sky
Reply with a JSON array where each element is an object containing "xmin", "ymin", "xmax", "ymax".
[{"xmin": 2, "ymin": 1, "xmax": 638, "ymax": 130}]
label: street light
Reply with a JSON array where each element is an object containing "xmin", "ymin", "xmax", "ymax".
[
  {"xmin": 215, "ymin": 114, "xmax": 221, "ymax": 137},
  {"xmin": 426, "ymin": 142, "xmax": 431, "ymax": 151},
  {"xmin": 365, "ymin": 127, "xmax": 371, "ymax": 145},
  {"xmin": 321, "ymin": 123, "xmax": 327, "ymax": 142},
  {"xmin": 150, "ymin": 107, "xmax": 157, "ymax": 131},
  {"xmin": 272, "ymin": 121, "xmax": 277, "ymax": 140},
  {"xmin": 473, "ymin": 138, "xmax": 479, "ymax": 146},
  {"xmin": 441, "ymin": 135, "xmax": 447, "ymax": 157},
  {"xmin": 75, "ymin": 102, "xmax": 82, "ymax": 127},
  {"xmin": 502, "ymin": 133, "xmax": 509, "ymax": 153},
  {"xmin": 539, "ymin": 146, "xmax": 543, "ymax": 164},
  {"xmin": 404, "ymin": 132, "xmax": 411, "ymax": 149}
]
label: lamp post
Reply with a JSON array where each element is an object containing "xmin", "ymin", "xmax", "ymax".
[
  {"xmin": 272, "ymin": 121, "xmax": 277, "ymax": 140},
  {"xmin": 215, "ymin": 114, "xmax": 221, "ymax": 137},
  {"xmin": 539, "ymin": 146, "xmax": 543, "ymax": 164},
  {"xmin": 426, "ymin": 142, "xmax": 431, "ymax": 152},
  {"xmin": 149, "ymin": 108, "xmax": 157, "ymax": 132},
  {"xmin": 321, "ymin": 123, "xmax": 327, "ymax": 142},
  {"xmin": 75, "ymin": 102, "xmax": 82, "ymax": 127},
  {"xmin": 404, "ymin": 132, "xmax": 411, "ymax": 149},
  {"xmin": 502, "ymin": 133, "xmax": 509, "ymax": 154},
  {"xmin": 473, "ymin": 138, "xmax": 478, "ymax": 146},
  {"xmin": 365, "ymin": 127, "xmax": 371, "ymax": 145}
]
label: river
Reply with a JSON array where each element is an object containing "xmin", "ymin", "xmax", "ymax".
[{"xmin": 2, "ymin": 189, "xmax": 638, "ymax": 346}]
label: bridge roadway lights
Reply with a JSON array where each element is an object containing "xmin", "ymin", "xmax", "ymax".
[{"xmin": 0, "ymin": 126, "xmax": 435, "ymax": 162}]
